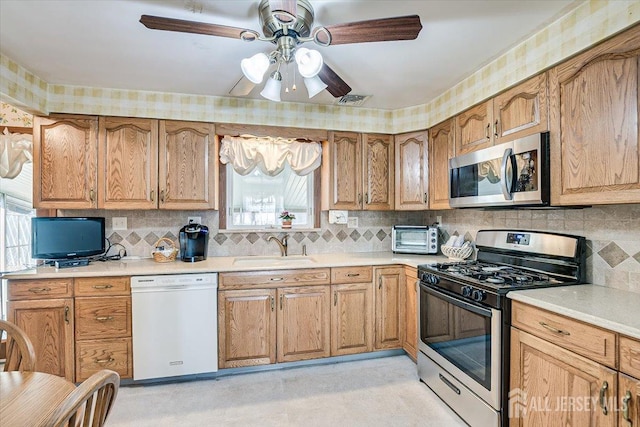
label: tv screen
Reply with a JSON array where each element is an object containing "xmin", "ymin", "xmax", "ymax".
[{"xmin": 31, "ymin": 217, "xmax": 106, "ymax": 260}]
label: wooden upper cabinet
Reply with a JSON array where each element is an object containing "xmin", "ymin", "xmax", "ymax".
[
  {"xmin": 429, "ymin": 120, "xmax": 454, "ymax": 210},
  {"xmin": 455, "ymin": 100, "xmax": 493, "ymax": 155},
  {"xmin": 362, "ymin": 133, "xmax": 394, "ymax": 210},
  {"xmin": 98, "ymin": 117, "xmax": 158, "ymax": 209},
  {"xmin": 328, "ymin": 131, "xmax": 362, "ymax": 210},
  {"xmin": 395, "ymin": 130, "xmax": 428, "ymax": 210},
  {"xmin": 493, "ymin": 72, "xmax": 548, "ymax": 142},
  {"xmin": 159, "ymin": 120, "xmax": 218, "ymax": 210},
  {"xmin": 549, "ymin": 25, "xmax": 640, "ymax": 205},
  {"xmin": 33, "ymin": 115, "xmax": 98, "ymax": 209}
]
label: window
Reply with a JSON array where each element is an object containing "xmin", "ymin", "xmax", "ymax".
[{"xmin": 226, "ymin": 163, "xmax": 315, "ymax": 229}]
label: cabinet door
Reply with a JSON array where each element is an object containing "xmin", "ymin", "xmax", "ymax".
[
  {"xmin": 218, "ymin": 289, "xmax": 276, "ymax": 368},
  {"xmin": 328, "ymin": 131, "xmax": 362, "ymax": 210},
  {"xmin": 98, "ymin": 116, "xmax": 158, "ymax": 209},
  {"xmin": 510, "ymin": 328, "xmax": 617, "ymax": 427},
  {"xmin": 159, "ymin": 120, "xmax": 218, "ymax": 210},
  {"xmin": 395, "ymin": 131, "xmax": 428, "ymax": 210},
  {"xmin": 331, "ymin": 282, "xmax": 374, "ymax": 356},
  {"xmin": 455, "ymin": 100, "xmax": 493, "ymax": 155},
  {"xmin": 402, "ymin": 267, "xmax": 418, "ymax": 360},
  {"xmin": 493, "ymin": 72, "xmax": 548, "ymax": 143},
  {"xmin": 549, "ymin": 26, "xmax": 640, "ymax": 205},
  {"xmin": 277, "ymin": 286, "xmax": 330, "ymax": 362},
  {"xmin": 429, "ymin": 119, "xmax": 454, "ymax": 210},
  {"xmin": 33, "ymin": 115, "xmax": 98, "ymax": 208},
  {"xmin": 619, "ymin": 373, "xmax": 640, "ymax": 427},
  {"xmin": 374, "ymin": 266, "xmax": 403, "ymax": 350},
  {"xmin": 362, "ymin": 133, "xmax": 394, "ymax": 210},
  {"xmin": 7, "ymin": 298, "xmax": 75, "ymax": 381}
]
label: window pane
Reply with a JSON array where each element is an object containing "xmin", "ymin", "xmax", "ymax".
[{"xmin": 227, "ymin": 163, "xmax": 313, "ymax": 229}]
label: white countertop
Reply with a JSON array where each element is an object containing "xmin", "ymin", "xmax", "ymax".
[
  {"xmin": 508, "ymin": 284, "xmax": 640, "ymax": 340},
  {"xmin": 1, "ymin": 251, "xmax": 445, "ymax": 280}
]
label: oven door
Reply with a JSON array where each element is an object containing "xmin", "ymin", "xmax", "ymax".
[{"xmin": 418, "ymin": 282, "xmax": 501, "ymax": 409}]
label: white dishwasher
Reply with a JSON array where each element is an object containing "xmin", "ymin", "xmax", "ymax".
[{"xmin": 131, "ymin": 273, "xmax": 218, "ymax": 380}]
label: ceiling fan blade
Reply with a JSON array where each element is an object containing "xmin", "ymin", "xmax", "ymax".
[
  {"xmin": 229, "ymin": 76, "xmax": 256, "ymax": 96},
  {"xmin": 319, "ymin": 15, "xmax": 422, "ymax": 45},
  {"xmin": 140, "ymin": 15, "xmax": 251, "ymax": 39},
  {"xmin": 269, "ymin": 0, "xmax": 297, "ymax": 24},
  {"xmin": 318, "ymin": 64, "xmax": 351, "ymax": 98}
]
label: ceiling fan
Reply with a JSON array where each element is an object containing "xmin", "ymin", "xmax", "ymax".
[{"xmin": 140, "ymin": 0, "xmax": 422, "ymax": 101}]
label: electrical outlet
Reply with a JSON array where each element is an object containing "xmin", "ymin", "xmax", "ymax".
[
  {"xmin": 328, "ymin": 210, "xmax": 348, "ymax": 224},
  {"xmin": 112, "ymin": 217, "xmax": 127, "ymax": 230},
  {"xmin": 347, "ymin": 217, "xmax": 358, "ymax": 228},
  {"xmin": 188, "ymin": 216, "xmax": 202, "ymax": 224},
  {"xmin": 436, "ymin": 215, "xmax": 442, "ymax": 224}
]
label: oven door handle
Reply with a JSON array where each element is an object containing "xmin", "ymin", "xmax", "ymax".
[
  {"xmin": 500, "ymin": 148, "xmax": 514, "ymax": 200},
  {"xmin": 420, "ymin": 282, "xmax": 493, "ymax": 318}
]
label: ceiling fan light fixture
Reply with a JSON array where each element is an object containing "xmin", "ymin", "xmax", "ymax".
[
  {"xmin": 295, "ymin": 47, "xmax": 323, "ymax": 78},
  {"xmin": 260, "ymin": 70, "xmax": 283, "ymax": 101},
  {"xmin": 241, "ymin": 52, "xmax": 270, "ymax": 84},
  {"xmin": 303, "ymin": 75, "xmax": 327, "ymax": 98}
]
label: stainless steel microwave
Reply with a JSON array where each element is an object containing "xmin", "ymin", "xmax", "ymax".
[
  {"xmin": 449, "ymin": 132, "xmax": 550, "ymax": 208},
  {"xmin": 392, "ymin": 226, "xmax": 438, "ymax": 254}
]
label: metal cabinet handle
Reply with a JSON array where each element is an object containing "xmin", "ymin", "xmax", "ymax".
[
  {"xmin": 28, "ymin": 287, "xmax": 51, "ymax": 293},
  {"xmin": 270, "ymin": 277, "xmax": 284, "ymax": 282},
  {"xmin": 334, "ymin": 292, "xmax": 337, "ymax": 306},
  {"xmin": 64, "ymin": 306, "xmax": 70, "ymax": 324},
  {"xmin": 279, "ymin": 294, "xmax": 283, "ymax": 310},
  {"xmin": 95, "ymin": 316, "xmax": 114, "ymax": 322},
  {"xmin": 358, "ymin": 193, "xmax": 363, "ymax": 204},
  {"xmin": 622, "ymin": 390, "xmax": 632, "ymax": 425},
  {"xmin": 160, "ymin": 190, "xmax": 165, "ymax": 203},
  {"xmin": 539, "ymin": 321, "xmax": 570, "ymax": 336},
  {"xmin": 150, "ymin": 190, "xmax": 155, "ymax": 202},
  {"xmin": 89, "ymin": 189, "xmax": 95, "ymax": 202},
  {"xmin": 378, "ymin": 276, "xmax": 382, "ymax": 289},
  {"xmin": 92, "ymin": 284, "xmax": 113, "ymax": 290},
  {"xmin": 599, "ymin": 381, "xmax": 609, "ymax": 415},
  {"xmin": 423, "ymin": 192, "xmax": 428, "ymax": 203},
  {"xmin": 494, "ymin": 120, "xmax": 499, "ymax": 137},
  {"xmin": 346, "ymin": 273, "xmax": 360, "ymax": 277},
  {"xmin": 365, "ymin": 193, "xmax": 369, "ymax": 204},
  {"xmin": 95, "ymin": 357, "xmax": 115, "ymax": 364},
  {"xmin": 485, "ymin": 123, "xmax": 490, "ymax": 139},
  {"xmin": 270, "ymin": 296, "xmax": 275, "ymax": 312}
]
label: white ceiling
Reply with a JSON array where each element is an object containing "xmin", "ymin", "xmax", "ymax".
[{"xmin": 0, "ymin": 0, "xmax": 582, "ymax": 110}]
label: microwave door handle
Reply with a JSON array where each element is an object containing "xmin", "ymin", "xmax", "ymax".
[{"xmin": 500, "ymin": 148, "xmax": 513, "ymax": 200}]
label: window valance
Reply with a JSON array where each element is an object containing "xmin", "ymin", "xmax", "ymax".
[
  {"xmin": 0, "ymin": 128, "xmax": 32, "ymax": 179},
  {"xmin": 220, "ymin": 135, "xmax": 322, "ymax": 177}
]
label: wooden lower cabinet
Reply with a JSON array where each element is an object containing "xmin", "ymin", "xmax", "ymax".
[
  {"xmin": 76, "ymin": 338, "xmax": 132, "ymax": 382},
  {"xmin": 7, "ymin": 298, "xmax": 75, "ymax": 381},
  {"xmin": 331, "ymin": 282, "xmax": 374, "ymax": 356},
  {"xmin": 510, "ymin": 327, "xmax": 617, "ymax": 427},
  {"xmin": 374, "ymin": 266, "xmax": 403, "ymax": 350},
  {"xmin": 619, "ymin": 373, "xmax": 640, "ymax": 427},
  {"xmin": 277, "ymin": 286, "xmax": 331, "ymax": 362},
  {"xmin": 402, "ymin": 267, "xmax": 418, "ymax": 360},
  {"xmin": 218, "ymin": 289, "xmax": 276, "ymax": 368}
]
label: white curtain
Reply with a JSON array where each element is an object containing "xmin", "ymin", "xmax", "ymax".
[
  {"xmin": 220, "ymin": 135, "xmax": 322, "ymax": 176},
  {"xmin": 0, "ymin": 128, "xmax": 32, "ymax": 179}
]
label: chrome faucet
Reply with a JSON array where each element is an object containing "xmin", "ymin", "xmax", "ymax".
[{"xmin": 268, "ymin": 235, "xmax": 288, "ymax": 257}]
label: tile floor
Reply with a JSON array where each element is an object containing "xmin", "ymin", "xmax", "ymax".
[{"xmin": 108, "ymin": 355, "xmax": 467, "ymax": 426}]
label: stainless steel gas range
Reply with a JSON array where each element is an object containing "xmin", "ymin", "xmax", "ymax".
[{"xmin": 417, "ymin": 229, "xmax": 586, "ymax": 427}]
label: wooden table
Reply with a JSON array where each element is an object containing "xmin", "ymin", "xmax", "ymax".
[{"xmin": 0, "ymin": 371, "xmax": 76, "ymax": 427}]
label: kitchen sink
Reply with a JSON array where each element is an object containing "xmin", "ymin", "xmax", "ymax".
[{"xmin": 232, "ymin": 255, "xmax": 317, "ymax": 266}]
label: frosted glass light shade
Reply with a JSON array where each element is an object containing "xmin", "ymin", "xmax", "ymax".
[
  {"xmin": 303, "ymin": 75, "xmax": 327, "ymax": 98},
  {"xmin": 241, "ymin": 53, "xmax": 270, "ymax": 84},
  {"xmin": 260, "ymin": 71, "xmax": 282, "ymax": 102},
  {"xmin": 295, "ymin": 48, "xmax": 323, "ymax": 78}
]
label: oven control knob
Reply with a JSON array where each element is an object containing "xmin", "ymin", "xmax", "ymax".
[
  {"xmin": 461, "ymin": 286, "xmax": 473, "ymax": 298},
  {"xmin": 471, "ymin": 289, "xmax": 486, "ymax": 302},
  {"xmin": 421, "ymin": 273, "xmax": 439, "ymax": 285}
]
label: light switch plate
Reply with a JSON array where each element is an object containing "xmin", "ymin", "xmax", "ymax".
[
  {"xmin": 112, "ymin": 217, "xmax": 127, "ymax": 230},
  {"xmin": 347, "ymin": 217, "xmax": 358, "ymax": 228},
  {"xmin": 329, "ymin": 210, "xmax": 348, "ymax": 224}
]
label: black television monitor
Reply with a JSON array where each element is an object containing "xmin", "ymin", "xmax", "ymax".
[{"xmin": 31, "ymin": 217, "xmax": 106, "ymax": 260}]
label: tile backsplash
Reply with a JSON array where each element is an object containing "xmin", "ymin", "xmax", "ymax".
[{"xmin": 62, "ymin": 203, "xmax": 639, "ymax": 293}]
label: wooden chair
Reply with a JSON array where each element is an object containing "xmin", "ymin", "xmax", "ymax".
[
  {"xmin": 47, "ymin": 369, "xmax": 120, "ymax": 427},
  {"xmin": 0, "ymin": 319, "xmax": 36, "ymax": 371}
]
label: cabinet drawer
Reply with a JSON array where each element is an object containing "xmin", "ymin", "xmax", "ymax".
[
  {"xmin": 331, "ymin": 266, "xmax": 372, "ymax": 284},
  {"xmin": 511, "ymin": 301, "xmax": 616, "ymax": 368},
  {"xmin": 75, "ymin": 297, "xmax": 131, "ymax": 339},
  {"xmin": 620, "ymin": 336, "xmax": 640, "ymax": 378},
  {"xmin": 220, "ymin": 268, "xmax": 330, "ymax": 290},
  {"xmin": 75, "ymin": 276, "xmax": 130, "ymax": 296},
  {"xmin": 7, "ymin": 279, "xmax": 73, "ymax": 300},
  {"xmin": 76, "ymin": 338, "xmax": 132, "ymax": 381}
]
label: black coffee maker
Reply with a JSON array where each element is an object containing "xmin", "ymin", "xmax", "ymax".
[{"xmin": 179, "ymin": 222, "xmax": 209, "ymax": 262}]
